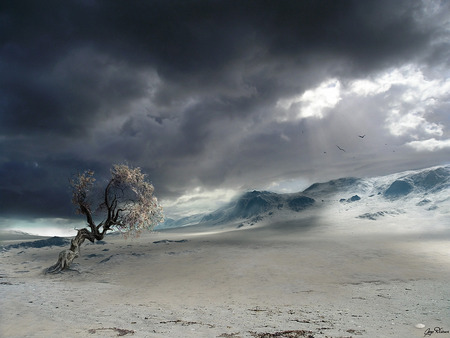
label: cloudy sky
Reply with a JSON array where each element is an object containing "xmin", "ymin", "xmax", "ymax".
[{"xmin": 1, "ymin": 0, "xmax": 450, "ymax": 230}]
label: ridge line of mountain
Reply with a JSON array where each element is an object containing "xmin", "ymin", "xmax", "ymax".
[{"xmin": 159, "ymin": 164, "xmax": 450, "ymax": 229}]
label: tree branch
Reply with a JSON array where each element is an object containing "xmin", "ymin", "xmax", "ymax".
[
  {"xmin": 104, "ymin": 179, "xmax": 114, "ymax": 209},
  {"xmin": 114, "ymin": 208, "xmax": 124, "ymax": 222},
  {"xmin": 79, "ymin": 204, "xmax": 96, "ymax": 231}
]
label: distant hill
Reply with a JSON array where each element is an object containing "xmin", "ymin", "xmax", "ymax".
[
  {"xmin": 157, "ymin": 165, "xmax": 450, "ymax": 229},
  {"xmin": 199, "ymin": 191, "xmax": 315, "ymax": 225},
  {"xmin": 157, "ymin": 213, "xmax": 205, "ymax": 229},
  {"xmin": 2, "ymin": 236, "xmax": 70, "ymax": 250},
  {"xmin": 302, "ymin": 165, "xmax": 449, "ymax": 201},
  {"xmin": 303, "ymin": 177, "xmax": 363, "ymax": 196}
]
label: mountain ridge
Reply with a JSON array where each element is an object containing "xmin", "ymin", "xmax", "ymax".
[{"xmin": 157, "ymin": 164, "xmax": 450, "ymax": 229}]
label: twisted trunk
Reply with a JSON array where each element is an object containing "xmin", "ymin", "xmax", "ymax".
[
  {"xmin": 46, "ymin": 228, "xmax": 96, "ymax": 273},
  {"xmin": 46, "ymin": 216, "xmax": 115, "ymax": 273}
]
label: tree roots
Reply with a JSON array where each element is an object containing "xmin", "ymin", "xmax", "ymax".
[
  {"xmin": 45, "ymin": 228, "xmax": 94, "ymax": 274},
  {"xmin": 45, "ymin": 248, "xmax": 79, "ymax": 274}
]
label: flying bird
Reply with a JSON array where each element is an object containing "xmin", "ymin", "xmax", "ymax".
[
  {"xmin": 336, "ymin": 145, "xmax": 346, "ymax": 152},
  {"xmin": 358, "ymin": 135, "xmax": 365, "ymax": 138}
]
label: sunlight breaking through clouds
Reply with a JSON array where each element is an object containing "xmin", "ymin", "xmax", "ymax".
[
  {"xmin": 276, "ymin": 78, "xmax": 341, "ymax": 121},
  {"xmin": 277, "ymin": 64, "xmax": 449, "ymax": 143},
  {"xmin": 386, "ymin": 111, "xmax": 444, "ymax": 137},
  {"xmin": 380, "ymin": 65, "xmax": 449, "ymax": 138},
  {"xmin": 406, "ymin": 138, "xmax": 450, "ymax": 151}
]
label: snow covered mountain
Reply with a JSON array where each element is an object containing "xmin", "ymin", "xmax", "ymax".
[
  {"xmin": 157, "ymin": 165, "xmax": 450, "ymax": 229},
  {"xmin": 159, "ymin": 214, "xmax": 205, "ymax": 229},
  {"xmin": 300, "ymin": 165, "xmax": 450, "ymax": 222},
  {"xmin": 199, "ymin": 190, "xmax": 315, "ymax": 225}
]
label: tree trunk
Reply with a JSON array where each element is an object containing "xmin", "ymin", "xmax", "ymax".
[{"xmin": 46, "ymin": 228, "xmax": 99, "ymax": 274}]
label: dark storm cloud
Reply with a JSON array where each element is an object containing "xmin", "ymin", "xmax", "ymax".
[{"xmin": 0, "ymin": 0, "xmax": 449, "ymax": 220}]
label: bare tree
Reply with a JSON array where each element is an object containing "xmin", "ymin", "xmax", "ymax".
[{"xmin": 46, "ymin": 164, "xmax": 163, "ymax": 273}]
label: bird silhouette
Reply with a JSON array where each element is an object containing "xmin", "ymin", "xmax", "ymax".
[
  {"xmin": 358, "ymin": 135, "xmax": 365, "ymax": 138},
  {"xmin": 336, "ymin": 145, "xmax": 346, "ymax": 152}
]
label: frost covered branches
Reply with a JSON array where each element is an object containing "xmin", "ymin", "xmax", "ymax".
[
  {"xmin": 70, "ymin": 170, "xmax": 96, "ymax": 217},
  {"xmin": 71, "ymin": 164, "xmax": 164, "ymax": 237},
  {"xmin": 102, "ymin": 164, "xmax": 164, "ymax": 237}
]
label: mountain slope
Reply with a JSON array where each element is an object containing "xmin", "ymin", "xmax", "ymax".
[
  {"xmin": 158, "ymin": 165, "xmax": 450, "ymax": 229},
  {"xmin": 200, "ymin": 190, "xmax": 315, "ymax": 225}
]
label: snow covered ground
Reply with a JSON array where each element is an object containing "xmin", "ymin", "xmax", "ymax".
[
  {"xmin": 2, "ymin": 205, "xmax": 450, "ymax": 337},
  {"xmin": 1, "ymin": 165, "xmax": 449, "ymax": 337}
]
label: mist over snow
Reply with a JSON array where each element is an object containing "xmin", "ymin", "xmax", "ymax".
[{"xmin": 157, "ymin": 165, "xmax": 450, "ymax": 233}]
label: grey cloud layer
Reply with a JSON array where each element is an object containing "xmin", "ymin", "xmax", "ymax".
[{"xmin": 1, "ymin": 0, "xmax": 449, "ymax": 219}]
